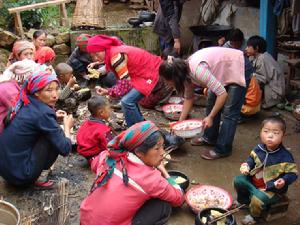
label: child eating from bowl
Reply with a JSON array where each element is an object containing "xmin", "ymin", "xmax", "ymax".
[
  {"xmin": 234, "ymin": 116, "xmax": 298, "ymax": 225},
  {"xmin": 76, "ymin": 96, "xmax": 115, "ymax": 167},
  {"xmin": 55, "ymin": 63, "xmax": 81, "ymax": 114}
]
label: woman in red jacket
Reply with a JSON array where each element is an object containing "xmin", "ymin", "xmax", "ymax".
[
  {"xmin": 86, "ymin": 35, "xmax": 162, "ymax": 127},
  {"xmin": 80, "ymin": 121, "xmax": 184, "ymax": 225}
]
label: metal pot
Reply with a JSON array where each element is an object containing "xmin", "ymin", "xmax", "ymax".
[
  {"xmin": 195, "ymin": 207, "xmax": 236, "ymax": 225},
  {"xmin": 128, "ymin": 17, "xmax": 142, "ymax": 27},
  {"xmin": 139, "ymin": 11, "xmax": 156, "ymax": 22}
]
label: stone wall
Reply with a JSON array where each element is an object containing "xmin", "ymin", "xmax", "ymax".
[
  {"xmin": 70, "ymin": 26, "xmax": 160, "ymax": 54},
  {"xmin": 0, "ymin": 28, "xmax": 72, "ymax": 72}
]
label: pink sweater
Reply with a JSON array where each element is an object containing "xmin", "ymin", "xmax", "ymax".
[
  {"xmin": 80, "ymin": 152, "xmax": 184, "ymax": 225},
  {"xmin": 0, "ymin": 81, "xmax": 20, "ymax": 134},
  {"xmin": 188, "ymin": 47, "xmax": 246, "ymax": 87}
]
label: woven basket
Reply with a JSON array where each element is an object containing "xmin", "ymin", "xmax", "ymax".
[{"xmin": 72, "ymin": 0, "xmax": 105, "ymax": 28}]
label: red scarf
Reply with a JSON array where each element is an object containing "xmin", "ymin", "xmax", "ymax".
[{"xmin": 87, "ymin": 35, "xmax": 123, "ymax": 72}]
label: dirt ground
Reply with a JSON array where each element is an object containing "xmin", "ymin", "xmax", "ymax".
[{"xmin": 1, "ymin": 100, "xmax": 300, "ymax": 225}]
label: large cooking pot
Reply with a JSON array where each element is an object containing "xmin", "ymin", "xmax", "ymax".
[{"xmin": 189, "ymin": 25, "xmax": 233, "ymax": 37}]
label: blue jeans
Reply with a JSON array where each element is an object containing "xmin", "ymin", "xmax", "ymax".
[
  {"xmin": 203, "ymin": 84, "xmax": 246, "ymax": 156},
  {"xmin": 159, "ymin": 37, "xmax": 174, "ymax": 51},
  {"xmin": 121, "ymin": 88, "xmax": 145, "ymax": 127}
]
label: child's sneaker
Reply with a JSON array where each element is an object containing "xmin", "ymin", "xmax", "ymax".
[{"xmin": 241, "ymin": 215, "xmax": 257, "ymax": 225}]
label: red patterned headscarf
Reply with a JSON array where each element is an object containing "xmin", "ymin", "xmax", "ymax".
[
  {"xmin": 76, "ymin": 34, "xmax": 92, "ymax": 52},
  {"xmin": 13, "ymin": 70, "xmax": 59, "ymax": 116},
  {"xmin": 87, "ymin": 35, "xmax": 123, "ymax": 72},
  {"xmin": 35, "ymin": 46, "xmax": 56, "ymax": 64},
  {"xmin": 91, "ymin": 121, "xmax": 159, "ymax": 191}
]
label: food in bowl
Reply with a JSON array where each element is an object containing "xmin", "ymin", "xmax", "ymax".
[
  {"xmin": 174, "ymin": 176, "xmax": 187, "ymax": 184},
  {"xmin": 171, "ymin": 119, "xmax": 203, "ymax": 138},
  {"xmin": 162, "ymin": 104, "xmax": 183, "ymax": 120},
  {"xmin": 197, "ymin": 208, "xmax": 235, "ymax": 225},
  {"xmin": 185, "ymin": 185, "xmax": 232, "ymax": 214},
  {"xmin": 168, "ymin": 170, "xmax": 189, "ymax": 191}
]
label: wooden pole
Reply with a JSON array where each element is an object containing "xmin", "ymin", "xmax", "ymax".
[
  {"xmin": 8, "ymin": 0, "xmax": 70, "ymax": 14},
  {"xmin": 60, "ymin": 3, "xmax": 68, "ymax": 26},
  {"xmin": 15, "ymin": 12, "xmax": 25, "ymax": 38}
]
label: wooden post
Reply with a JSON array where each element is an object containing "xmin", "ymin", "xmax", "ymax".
[
  {"xmin": 60, "ymin": 3, "xmax": 68, "ymax": 26},
  {"xmin": 15, "ymin": 12, "xmax": 25, "ymax": 38}
]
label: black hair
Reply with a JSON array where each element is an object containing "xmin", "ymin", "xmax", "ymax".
[
  {"xmin": 33, "ymin": 30, "xmax": 47, "ymax": 39},
  {"xmin": 159, "ymin": 58, "xmax": 190, "ymax": 95},
  {"xmin": 247, "ymin": 35, "xmax": 267, "ymax": 53},
  {"xmin": 135, "ymin": 131, "xmax": 164, "ymax": 154},
  {"xmin": 262, "ymin": 116, "xmax": 286, "ymax": 134},
  {"xmin": 87, "ymin": 96, "xmax": 109, "ymax": 116},
  {"xmin": 161, "ymin": 48, "xmax": 180, "ymax": 60},
  {"xmin": 228, "ymin": 28, "xmax": 244, "ymax": 42},
  {"xmin": 55, "ymin": 63, "xmax": 73, "ymax": 76}
]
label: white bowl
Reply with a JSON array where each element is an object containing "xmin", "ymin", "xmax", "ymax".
[
  {"xmin": 143, "ymin": 21, "xmax": 153, "ymax": 26},
  {"xmin": 168, "ymin": 96, "xmax": 184, "ymax": 104},
  {"xmin": 171, "ymin": 119, "xmax": 203, "ymax": 138},
  {"xmin": 162, "ymin": 104, "xmax": 183, "ymax": 120}
]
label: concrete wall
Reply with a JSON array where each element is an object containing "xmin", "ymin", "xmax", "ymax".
[{"xmin": 179, "ymin": 1, "xmax": 260, "ymax": 52}]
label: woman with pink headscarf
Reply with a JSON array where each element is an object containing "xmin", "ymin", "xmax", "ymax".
[
  {"xmin": 0, "ymin": 71, "xmax": 74, "ymax": 187},
  {"xmin": 87, "ymin": 35, "xmax": 162, "ymax": 127},
  {"xmin": 7, "ymin": 40, "xmax": 35, "ymax": 66}
]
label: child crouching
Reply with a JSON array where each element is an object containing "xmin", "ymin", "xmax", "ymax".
[
  {"xmin": 234, "ymin": 116, "xmax": 298, "ymax": 225},
  {"xmin": 76, "ymin": 96, "xmax": 115, "ymax": 166}
]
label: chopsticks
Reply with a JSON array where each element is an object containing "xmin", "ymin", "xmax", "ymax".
[
  {"xmin": 162, "ymin": 145, "xmax": 180, "ymax": 163},
  {"xmin": 163, "ymin": 145, "xmax": 178, "ymax": 158},
  {"xmin": 207, "ymin": 204, "xmax": 246, "ymax": 225}
]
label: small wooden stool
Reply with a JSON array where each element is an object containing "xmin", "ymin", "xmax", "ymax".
[{"xmin": 262, "ymin": 196, "xmax": 289, "ymax": 222}]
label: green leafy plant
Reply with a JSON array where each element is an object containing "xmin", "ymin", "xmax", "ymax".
[{"xmin": 0, "ymin": 0, "xmax": 69, "ymax": 30}]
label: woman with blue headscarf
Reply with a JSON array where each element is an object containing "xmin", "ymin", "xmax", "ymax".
[
  {"xmin": 80, "ymin": 121, "xmax": 184, "ymax": 225},
  {"xmin": 0, "ymin": 71, "xmax": 74, "ymax": 188}
]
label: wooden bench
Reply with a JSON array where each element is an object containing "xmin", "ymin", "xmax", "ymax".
[
  {"xmin": 8, "ymin": 0, "xmax": 70, "ymax": 38},
  {"xmin": 262, "ymin": 196, "xmax": 290, "ymax": 222}
]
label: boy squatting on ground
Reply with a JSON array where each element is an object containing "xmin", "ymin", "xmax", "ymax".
[
  {"xmin": 234, "ymin": 116, "xmax": 298, "ymax": 225},
  {"xmin": 76, "ymin": 96, "xmax": 115, "ymax": 167},
  {"xmin": 55, "ymin": 63, "xmax": 81, "ymax": 113}
]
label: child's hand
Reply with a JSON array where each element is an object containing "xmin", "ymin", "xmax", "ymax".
[
  {"xmin": 63, "ymin": 114, "xmax": 74, "ymax": 130},
  {"xmin": 87, "ymin": 62, "xmax": 99, "ymax": 69},
  {"xmin": 240, "ymin": 163, "xmax": 250, "ymax": 175},
  {"xmin": 67, "ymin": 76, "xmax": 77, "ymax": 87},
  {"xmin": 56, "ymin": 110, "xmax": 67, "ymax": 122},
  {"xmin": 72, "ymin": 84, "xmax": 81, "ymax": 91},
  {"xmin": 274, "ymin": 178, "xmax": 285, "ymax": 189}
]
